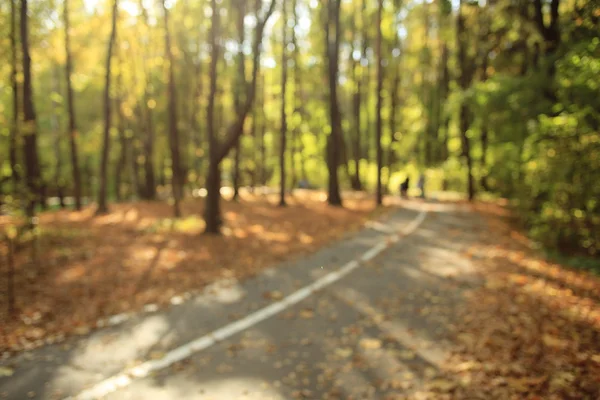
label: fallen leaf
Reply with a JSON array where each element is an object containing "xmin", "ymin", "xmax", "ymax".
[
  {"xmin": 542, "ymin": 334, "xmax": 569, "ymax": 349},
  {"xmin": 453, "ymin": 360, "xmax": 479, "ymax": 372},
  {"xmin": 334, "ymin": 347, "xmax": 353, "ymax": 358},
  {"xmin": 0, "ymin": 367, "xmax": 14, "ymax": 377},
  {"xmin": 263, "ymin": 290, "xmax": 284, "ymax": 301},
  {"xmin": 359, "ymin": 338, "xmax": 382, "ymax": 350},
  {"xmin": 299, "ymin": 309, "xmax": 314, "ymax": 319}
]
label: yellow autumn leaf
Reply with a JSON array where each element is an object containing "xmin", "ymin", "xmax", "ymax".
[
  {"xmin": 299, "ymin": 309, "xmax": 314, "ymax": 319},
  {"xmin": 542, "ymin": 334, "xmax": 568, "ymax": 349},
  {"xmin": 334, "ymin": 347, "xmax": 353, "ymax": 358},
  {"xmin": 359, "ymin": 338, "xmax": 382, "ymax": 350}
]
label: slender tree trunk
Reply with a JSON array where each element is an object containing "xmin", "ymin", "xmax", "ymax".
[
  {"xmin": 388, "ymin": 63, "xmax": 400, "ymax": 180},
  {"xmin": 260, "ymin": 95, "xmax": 268, "ymax": 186},
  {"xmin": 290, "ymin": 0, "xmax": 300, "ymax": 191},
  {"xmin": 191, "ymin": 55, "xmax": 203, "ymax": 183},
  {"xmin": 142, "ymin": 117, "xmax": 156, "ymax": 199},
  {"xmin": 232, "ymin": 144, "xmax": 241, "ymax": 200},
  {"xmin": 115, "ymin": 92, "xmax": 126, "ymax": 202},
  {"xmin": 138, "ymin": 0, "xmax": 156, "ymax": 200},
  {"xmin": 20, "ymin": 0, "xmax": 42, "ymax": 220},
  {"xmin": 325, "ymin": 0, "xmax": 343, "ymax": 206},
  {"xmin": 350, "ymin": 19, "xmax": 362, "ymax": 191},
  {"xmin": 64, "ymin": 0, "xmax": 82, "ymax": 210},
  {"xmin": 257, "ymin": 72, "xmax": 268, "ymax": 186},
  {"xmin": 232, "ymin": 0, "xmax": 246, "ymax": 202},
  {"xmin": 438, "ymin": 42, "xmax": 450, "ymax": 161},
  {"xmin": 255, "ymin": 73, "xmax": 266, "ymax": 187},
  {"xmin": 457, "ymin": 0, "xmax": 475, "ymax": 201},
  {"xmin": 361, "ymin": 0, "xmax": 370, "ymax": 169},
  {"xmin": 9, "ymin": 0, "xmax": 20, "ymax": 193},
  {"xmin": 279, "ymin": 0, "xmax": 288, "ymax": 206},
  {"xmin": 421, "ymin": 3, "xmax": 432, "ymax": 166},
  {"xmin": 130, "ymin": 123, "xmax": 143, "ymax": 199},
  {"xmin": 480, "ymin": 51, "xmax": 490, "ymax": 192},
  {"xmin": 84, "ymin": 159, "xmax": 93, "ymax": 203},
  {"xmin": 51, "ymin": 67, "xmax": 65, "ymax": 208},
  {"xmin": 96, "ymin": 0, "xmax": 118, "ymax": 214},
  {"xmin": 375, "ymin": 0, "xmax": 384, "ymax": 205},
  {"xmin": 163, "ymin": 0, "xmax": 182, "ymax": 217},
  {"xmin": 204, "ymin": 0, "xmax": 222, "ymax": 234},
  {"xmin": 114, "ymin": 49, "xmax": 126, "ymax": 202}
]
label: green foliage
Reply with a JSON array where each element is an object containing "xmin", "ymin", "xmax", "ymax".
[{"xmin": 462, "ymin": 2, "xmax": 600, "ymax": 259}]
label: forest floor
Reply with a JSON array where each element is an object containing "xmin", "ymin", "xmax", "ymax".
[
  {"xmin": 1, "ymin": 194, "xmax": 599, "ymax": 399},
  {"xmin": 0, "ymin": 190, "xmax": 391, "ymax": 356}
]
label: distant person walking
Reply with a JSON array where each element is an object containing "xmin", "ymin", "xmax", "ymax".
[
  {"xmin": 399, "ymin": 177, "xmax": 410, "ymax": 198},
  {"xmin": 417, "ymin": 173, "xmax": 425, "ymax": 199}
]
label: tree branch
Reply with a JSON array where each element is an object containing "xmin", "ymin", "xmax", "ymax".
[{"xmin": 215, "ymin": 0, "xmax": 276, "ymax": 164}]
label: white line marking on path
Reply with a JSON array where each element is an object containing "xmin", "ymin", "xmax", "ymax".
[{"xmin": 67, "ymin": 209, "xmax": 427, "ymax": 400}]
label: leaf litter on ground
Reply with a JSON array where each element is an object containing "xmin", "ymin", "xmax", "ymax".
[{"xmin": 0, "ymin": 190, "xmax": 391, "ymax": 357}]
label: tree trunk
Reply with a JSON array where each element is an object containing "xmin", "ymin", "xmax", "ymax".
[
  {"xmin": 115, "ymin": 95, "xmax": 126, "ymax": 202},
  {"xmin": 253, "ymin": 74, "xmax": 267, "ymax": 186},
  {"xmin": 361, "ymin": 0, "xmax": 371, "ymax": 168},
  {"xmin": 9, "ymin": 0, "xmax": 20, "ymax": 193},
  {"xmin": 191, "ymin": 55, "xmax": 203, "ymax": 183},
  {"xmin": 279, "ymin": 0, "xmax": 288, "ymax": 207},
  {"xmin": 457, "ymin": 0, "xmax": 475, "ymax": 201},
  {"xmin": 96, "ymin": 0, "xmax": 118, "ymax": 214},
  {"xmin": 257, "ymin": 73, "xmax": 267, "ymax": 186},
  {"xmin": 51, "ymin": 67, "xmax": 65, "ymax": 208},
  {"xmin": 421, "ymin": 3, "xmax": 432, "ymax": 166},
  {"xmin": 232, "ymin": 0, "xmax": 246, "ymax": 202},
  {"xmin": 350, "ymin": 18, "xmax": 362, "ymax": 191},
  {"xmin": 479, "ymin": 50, "xmax": 490, "ymax": 192},
  {"xmin": 64, "ymin": 0, "xmax": 82, "ymax": 210},
  {"xmin": 142, "ymin": 126, "xmax": 156, "ymax": 199},
  {"xmin": 204, "ymin": 0, "xmax": 276, "ymax": 234},
  {"xmin": 114, "ymin": 50, "xmax": 126, "ymax": 202},
  {"xmin": 375, "ymin": 0, "xmax": 384, "ymax": 205},
  {"xmin": 20, "ymin": 0, "xmax": 42, "ymax": 220},
  {"xmin": 290, "ymin": 0, "xmax": 300, "ymax": 191},
  {"xmin": 259, "ymin": 72, "xmax": 268, "ymax": 186},
  {"xmin": 325, "ymin": 0, "xmax": 343, "ymax": 207},
  {"xmin": 232, "ymin": 143, "xmax": 241, "ymax": 200},
  {"xmin": 130, "ymin": 127, "xmax": 143, "ymax": 199},
  {"xmin": 204, "ymin": 0, "xmax": 222, "ymax": 234},
  {"xmin": 138, "ymin": 0, "xmax": 156, "ymax": 200},
  {"xmin": 438, "ymin": 42, "xmax": 450, "ymax": 161},
  {"xmin": 388, "ymin": 64, "xmax": 400, "ymax": 180},
  {"xmin": 163, "ymin": 0, "xmax": 182, "ymax": 218}
]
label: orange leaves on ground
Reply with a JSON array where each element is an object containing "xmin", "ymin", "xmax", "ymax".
[
  {"xmin": 0, "ymin": 191, "xmax": 383, "ymax": 356},
  {"xmin": 439, "ymin": 201, "xmax": 600, "ymax": 399}
]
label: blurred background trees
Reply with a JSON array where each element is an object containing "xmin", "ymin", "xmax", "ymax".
[{"xmin": 0, "ymin": 0, "xmax": 597, "ymax": 256}]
